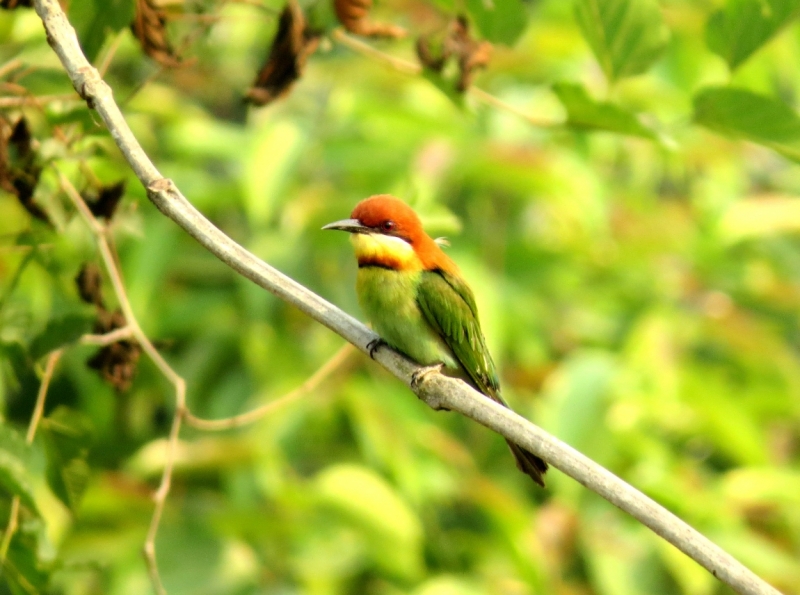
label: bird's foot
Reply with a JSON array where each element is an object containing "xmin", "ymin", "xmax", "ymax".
[
  {"xmin": 410, "ymin": 363, "xmax": 444, "ymax": 392},
  {"xmin": 366, "ymin": 337, "xmax": 387, "ymax": 359}
]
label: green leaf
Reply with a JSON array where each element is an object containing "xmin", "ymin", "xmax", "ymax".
[
  {"xmin": 694, "ymin": 86, "xmax": 800, "ymax": 161},
  {"xmin": 707, "ymin": 0, "xmax": 800, "ymax": 71},
  {"xmin": 546, "ymin": 353, "xmax": 616, "ymax": 456},
  {"xmin": 465, "ymin": 0, "xmax": 528, "ymax": 46},
  {"xmin": 40, "ymin": 407, "xmax": 94, "ymax": 512},
  {"xmin": 28, "ymin": 313, "xmax": 94, "ymax": 361},
  {"xmin": 574, "ymin": 0, "xmax": 669, "ymax": 81},
  {"xmin": 553, "ymin": 82, "xmax": 663, "ymax": 140},
  {"xmin": 4, "ymin": 517, "xmax": 53, "ymax": 594},
  {"xmin": 421, "ymin": 70, "xmax": 468, "ymax": 111},
  {"xmin": 315, "ymin": 464, "xmax": 424, "ymax": 579},
  {"xmin": 0, "ymin": 424, "xmax": 39, "ymax": 514},
  {"xmin": 69, "ymin": 0, "xmax": 136, "ymax": 63}
]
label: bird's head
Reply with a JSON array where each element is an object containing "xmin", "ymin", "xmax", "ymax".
[{"xmin": 323, "ymin": 195, "xmax": 452, "ymax": 272}]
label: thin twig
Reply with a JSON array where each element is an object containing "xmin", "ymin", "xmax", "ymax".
[
  {"xmin": 331, "ymin": 29, "xmax": 562, "ymax": 128},
  {"xmin": 0, "ymin": 350, "xmax": 63, "ymax": 564},
  {"xmin": 0, "ymin": 58, "xmax": 23, "ymax": 80},
  {"xmin": 0, "ymin": 93, "xmax": 79, "ymax": 108},
  {"xmin": 26, "ymin": 352, "xmax": 61, "ymax": 443},
  {"xmin": 32, "ymin": 1, "xmax": 784, "ymax": 594},
  {"xmin": 184, "ymin": 343, "xmax": 355, "ymax": 430},
  {"xmin": 332, "ymin": 28, "xmax": 421, "ymax": 74},
  {"xmin": 59, "ymin": 173, "xmax": 183, "ymax": 595},
  {"xmin": 0, "ymin": 499, "xmax": 19, "ymax": 566},
  {"xmin": 0, "ymin": 81, "xmax": 27, "ymax": 95},
  {"xmin": 97, "ymin": 30, "xmax": 126, "ymax": 78},
  {"xmin": 469, "ymin": 86, "xmax": 561, "ymax": 128},
  {"xmin": 80, "ymin": 326, "xmax": 134, "ymax": 346}
]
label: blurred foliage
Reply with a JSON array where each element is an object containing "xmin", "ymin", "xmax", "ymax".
[{"xmin": 0, "ymin": 0, "xmax": 800, "ymax": 594}]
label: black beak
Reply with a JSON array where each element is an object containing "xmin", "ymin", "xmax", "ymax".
[{"xmin": 321, "ymin": 218, "xmax": 369, "ymax": 234}]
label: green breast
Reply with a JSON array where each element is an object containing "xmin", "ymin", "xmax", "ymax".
[{"xmin": 356, "ymin": 267, "xmax": 457, "ymax": 368}]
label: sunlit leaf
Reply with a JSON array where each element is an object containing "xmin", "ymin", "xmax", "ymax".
[
  {"xmin": 413, "ymin": 576, "xmax": 487, "ymax": 595},
  {"xmin": 707, "ymin": 0, "xmax": 800, "ymax": 70},
  {"xmin": 465, "ymin": 0, "xmax": 527, "ymax": 45},
  {"xmin": 722, "ymin": 468, "xmax": 800, "ymax": 507},
  {"xmin": 694, "ymin": 86, "xmax": 800, "ymax": 161},
  {"xmin": 718, "ymin": 195, "xmax": 800, "ymax": 241},
  {"xmin": 0, "ymin": 423, "xmax": 39, "ymax": 514},
  {"xmin": 315, "ymin": 464, "xmax": 424, "ymax": 578},
  {"xmin": 422, "ymin": 70, "xmax": 468, "ymax": 110},
  {"xmin": 544, "ymin": 353, "xmax": 617, "ymax": 459},
  {"xmin": 553, "ymin": 82, "xmax": 663, "ymax": 141},
  {"xmin": 243, "ymin": 121, "xmax": 307, "ymax": 226},
  {"xmin": 574, "ymin": 0, "xmax": 669, "ymax": 81},
  {"xmin": 40, "ymin": 407, "xmax": 94, "ymax": 512}
]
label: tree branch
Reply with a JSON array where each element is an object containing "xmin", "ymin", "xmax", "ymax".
[
  {"xmin": 80, "ymin": 326, "xmax": 134, "ymax": 346},
  {"xmin": 31, "ymin": 1, "xmax": 783, "ymax": 594},
  {"xmin": 58, "ymin": 173, "xmax": 182, "ymax": 595},
  {"xmin": 184, "ymin": 343, "xmax": 355, "ymax": 431}
]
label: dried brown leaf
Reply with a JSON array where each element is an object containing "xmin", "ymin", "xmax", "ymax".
[
  {"xmin": 83, "ymin": 180, "xmax": 126, "ymax": 221},
  {"xmin": 448, "ymin": 17, "xmax": 491, "ymax": 92},
  {"xmin": 334, "ymin": 0, "xmax": 406, "ymax": 38},
  {"xmin": 131, "ymin": 0, "xmax": 185, "ymax": 68},
  {"xmin": 76, "ymin": 263, "xmax": 140, "ymax": 391},
  {"xmin": 88, "ymin": 332, "xmax": 141, "ymax": 392},
  {"xmin": 417, "ymin": 16, "xmax": 492, "ymax": 93},
  {"xmin": 0, "ymin": 0, "xmax": 33, "ymax": 9},
  {"xmin": 416, "ymin": 36, "xmax": 446, "ymax": 72},
  {"xmin": 90, "ymin": 308, "xmax": 141, "ymax": 392},
  {"xmin": 76, "ymin": 263, "xmax": 105, "ymax": 308},
  {"xmin": 0, "ymin": 116, "xmax": 49, "ymax": 224},
  {"xmin": 245, "ymin": 0, "xmax": 321, "ymax": 107}
]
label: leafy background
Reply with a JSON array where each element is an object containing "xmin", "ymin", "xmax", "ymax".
[{"xmin": 1, "ymin": 0, "xmax": 800, "ymax": 594}]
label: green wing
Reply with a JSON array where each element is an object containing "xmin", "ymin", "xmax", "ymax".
[
  {"xmin": 416, "ymin": 269, "xmax": 501, "ymax": 398},
  {"xmin": 418, "ymin": 269, "xmax": 550, "ymax": 486}
]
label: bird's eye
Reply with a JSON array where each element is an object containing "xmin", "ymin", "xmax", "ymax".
[{"xmin": 381, "ymin": 220, "xmax": 395, "ymax": 232}]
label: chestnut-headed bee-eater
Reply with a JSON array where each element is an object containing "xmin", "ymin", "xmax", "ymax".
[{"xmin": 323, "ymin": 195, "xmax": 548, "ymax": 486}]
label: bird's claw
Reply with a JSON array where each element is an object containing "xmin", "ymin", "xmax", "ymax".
[
  {"xmin": 366, "ymin": 338, "xmax": 386, "ymax": 359},
  {"xmin": 410, "ymin": 363, "xmax": 444, "ymax": 391}
]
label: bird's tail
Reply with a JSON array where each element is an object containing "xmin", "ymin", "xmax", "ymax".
[
  {"xmin": 506, "ymin": 440, "xmax": 548, "ymax": 487},
  {"xmin": 473, "ymin": 385, "xmax": 549, "ymax": 487}
]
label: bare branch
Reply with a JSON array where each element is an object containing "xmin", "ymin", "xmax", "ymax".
[
  {"xmin": 0, "ymin": 349, "xmax": 63, "ymax": 563},
  {"xmin": 32, "ymin": 1, "xmax": 783, "ymax": 594},
  {"xmin": 59, "ymin": 173, "xmax": 183, "ymax": 595},
  {"xmin": 332, "ymin": 28, "xmax": 419, "ymax": 74},
  {"xmin": 0, "ymin": 58, "xmax": 24, "ymax": 80},
  {"xmin": 468, "ymin": 86, "xmax": 561, "ymax": 129},
  {"xmin": 80, "ymin": 326, "xmax": 134, "ymax": 346},
  {"xmin": 0, "ymin": 93, "xmax": 79, "ymax": 109},
  {"xmin": 97, "ymin": 30, "xmax": 126, "ymax": 77},
  {"xmin": 184, "ymin": 343, "xmax": 355, "ymax": 430}
]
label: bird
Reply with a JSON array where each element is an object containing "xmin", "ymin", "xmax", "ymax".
[{"xmin": 323, "ymin": 194, "xmax": 548, "ymax": 486}]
